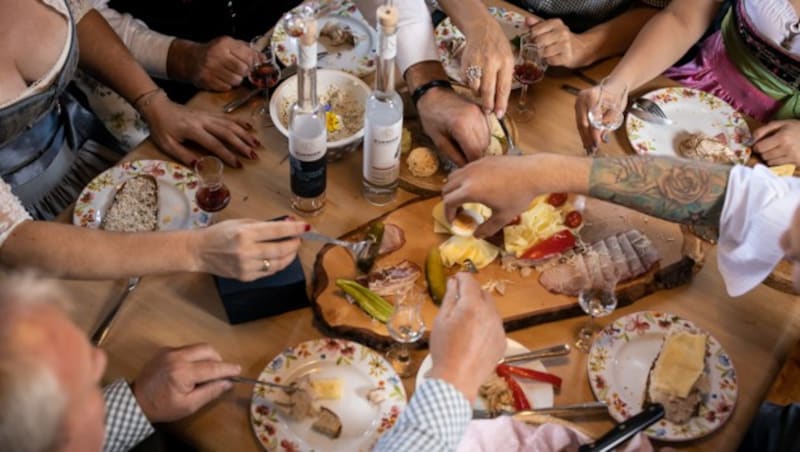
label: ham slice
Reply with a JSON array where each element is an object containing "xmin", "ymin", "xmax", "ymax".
[
  {"xmin": 539, "ymin": 230, "xmax": 661, "ymax": 296},
  {"xmin": 378, "ymin": 223, "xmax": 406, "ymax": 255},
  {"xmin": 358, "ymin": 260, "xmax": 421, "ymax": 297}
]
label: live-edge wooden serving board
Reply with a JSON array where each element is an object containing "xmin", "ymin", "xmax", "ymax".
[{"xmin": 312, "ymin": 197, "xmax": 708, "ymax": 350}]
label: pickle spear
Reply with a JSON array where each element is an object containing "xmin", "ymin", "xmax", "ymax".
[{"xmin": 425, "ymin": 247, "xmax": 447, "ymax": 305}]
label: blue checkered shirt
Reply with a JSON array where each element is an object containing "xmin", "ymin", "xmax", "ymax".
[
  {"xmin": 375, "ymin": 378, "xmax": 472, "ymax": 451},
  {"xmin": 102, "ymin": 379, "xmax": 155, "ymax": 452}
]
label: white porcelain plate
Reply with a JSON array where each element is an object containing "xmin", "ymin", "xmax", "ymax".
[
  {"xmin": 416, "ymin": 338, "xmax": 555, "ymax": 410},
  {"xmin": 271, "ymin": 0, "xmax": 378, "ymax": 77},
  {"xmin": 250, "ymin": 339, "xmax": 407, "ymax": 452},
  {"xmin": 435, "ymin": 7, "xmax": 527, "ymax": 88},
  {"xmin": 72, "ymin": 159, "xmax": 210, "ymax": 230},
  {"xmin": 625, "ymin": 87, "xmax": 752, "ymax": 164},
  {"xmin": 587, "ymin": 311, "xmax": 738, "ymax": 441}
]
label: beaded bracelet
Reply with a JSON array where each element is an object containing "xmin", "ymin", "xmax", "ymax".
[
  {"xmin": 132, "ymin": 88, "xmax": 165, "ymax": 111},
  {"xmin": 411, "ymin": 79, "xmax": 453, "ymax": 106}
]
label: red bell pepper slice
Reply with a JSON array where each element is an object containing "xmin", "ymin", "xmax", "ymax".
[
  {"xmin": 496, "ymin": 372, "xmax": 531, "ymax": 411},
  {"xmin": 496, "ymin": 364, "xmax": 562, "ymax": 390},
  {"xmin": 520, "ymin": 230, "xmax": 576, "ymax": 261}
]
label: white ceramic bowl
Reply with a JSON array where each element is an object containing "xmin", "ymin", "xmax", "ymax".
[{"xmin": 269, "ymin": 69, "xmax": 370, "ymax": 156}]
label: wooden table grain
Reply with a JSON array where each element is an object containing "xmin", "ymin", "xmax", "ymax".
[{"xmin": 60, "ymin": 1, "xmax": 800, "ymax": 450}]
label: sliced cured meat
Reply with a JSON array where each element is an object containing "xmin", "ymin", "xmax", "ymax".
[
  {"xmin": 604, "ymin": 235, "xmax": 632, "ymax": 281},
  {"xmin": 539, "ymin": 254, "xmax": 590, "ymax": 296},
  {"xmin": 378, "ymin": 223, "xmax": 406, "ymax": 255},
  {"xmin": 582, "ymin": 248, "xmax": 606, "ymax": 289},
  {"xmin": 616, "ymin": 232, "xmax": 646, "ymax": 277},
  {"xmin": 359, "ymin": 260, "xmax": 421, "ymax": 297},
  {"xmin": 625, "ymin": 229, "xmax": 661, "ymax": 269},
  {"xmin": 591, "ymin": 240, "xmax": 619, "ymax": 284}
]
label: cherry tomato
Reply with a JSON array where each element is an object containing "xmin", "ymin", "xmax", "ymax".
[
  {"xmin": 546, "ymin": 193, "xmax": 568, "ymax": 207},
  {"xmin": 565, "ymin": 211, "xmax": 583, "ymax": 229}
]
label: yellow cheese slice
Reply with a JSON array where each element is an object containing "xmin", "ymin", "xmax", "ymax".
[
  {"xmin": 439, "ymin": 236, "xmax": 499, "ymax": 269},
  {"xmin": 769, "ymin": 164, "xmax": 796, "ymax": 177},
  {"xmin": 310, "ymin": 378, "xmax": 343, "ymax": 400},
  {"xmin": 650, "ymin": 332, "xmax": 707, "ymax": 398}
]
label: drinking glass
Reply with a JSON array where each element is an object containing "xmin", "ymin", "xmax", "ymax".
[
  {"xmin": 194, "ymin": 156, "xmax": 231, "ymax": 217},
  {"xmin": 575, "ymin": 275, "xmax": 618, "ymax": 352},
  {"xmin": 386, "ymin": 289, "xmax": 426, "ymax": 378},
  {"xmin": 249, "ymin": 35, "xmax": 281, "ymax": 126},
  {"xmin": 510, "ymin": 35, "xmax": 547, "ymax": 123},
  {"xmin": 586, "ymin": 77, "xmax": 628, "ymax": 155}
]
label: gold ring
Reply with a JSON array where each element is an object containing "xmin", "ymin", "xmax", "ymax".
[{"xmin": 261, "ymin": 258, "xmax": 271, "ymax": 272}]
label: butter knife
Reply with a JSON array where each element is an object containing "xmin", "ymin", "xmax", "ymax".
[
  {"xmin": 499, "ymin": 344, "xmax": 571, "ymax": 364},
  {"xmin": 578, "ymin": 403, "xmax": 664, "ymax": 452},
  {"xmin": 473, "ymin": 401, "xmax": 608, "ymax": 419}
]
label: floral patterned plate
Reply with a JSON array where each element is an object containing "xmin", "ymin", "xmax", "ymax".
[
  {"xmin": 271, "ymin": 0, "xmax": 378, "ymax": 77},
  {"xmin": 435, "ymin": 7, "xmax": 527, "ymax": 88},
  {"xmin": 416, "ymin": 338, "xmax": 555, "ymax": 410},
  {"xmin": 72, "ymin": 159, "xmax": 210, "ymax": 230},
  {"xmin": 250, "ymin": 339, "xmax": 407, "ymax": 452},
  {"xmin": 588, "ymin": 311, "xmax": 738, "ymax": 442},
  {"xmin": 625, "ymin": 87, "xmax": 752, "ymax": 164}
]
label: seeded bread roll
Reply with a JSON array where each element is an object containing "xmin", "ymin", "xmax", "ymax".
[
  {"xmin": 101, "ymin": 175, "xmax": 159, "ymax": 232},
  {"xmin": 407, "ymin": 147, "xmax": 439, "ymax": 177}
]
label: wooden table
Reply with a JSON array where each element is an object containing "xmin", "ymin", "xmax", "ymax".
[{"xmin": 61, "ymin": 2, "xmax": 800, "ymax": 450}]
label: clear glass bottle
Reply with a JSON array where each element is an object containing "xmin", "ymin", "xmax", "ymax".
[
  {"xmin": 286, "ymin": 13, "xmax": 327, "ymax": 215},
  {"xmin": 362, "ymin": 4, "xmax": 402, "ymax": 205}
]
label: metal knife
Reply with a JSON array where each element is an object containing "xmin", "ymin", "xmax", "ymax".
[
  {"xmin": 222, "ymin": 65, "xmax": 298, "ymax": 114},
  {"xmin": 629, "ymin": 107, "xmax": 674, "ymax": 126},
  {"xmin": 473, "ymin": 401, "xmax": 608, "ymax": 419},
  {"xmin": 499, "ymin": 343, "xmax": 571, "ymax": 364},
  {"xmin": 578, "ymin": 403, "xmax": 665, "ymax": 452}
]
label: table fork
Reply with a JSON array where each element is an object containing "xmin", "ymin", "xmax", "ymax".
[
  {"xmin": 300, "ymin": 231, "xmax": 374, "ymax": 261},
  {"xmin": 91, "ymin": 276, "xmax": 140, "ymax": 346},
  {"xmin": 224, "ymin": 376, "xmax": 298, "ymax": 393}
]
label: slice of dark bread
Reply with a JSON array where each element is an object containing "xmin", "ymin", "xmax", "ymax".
[{"xmin": 101, "ymin": 175, "xmax": 158, "ymax": 232}]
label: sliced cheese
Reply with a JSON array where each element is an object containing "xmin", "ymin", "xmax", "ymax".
[
  {"xmin": 650, "ymin": 332, "xmax": 707, "ymax": 398},
  {"xmin": 439, "ymin": 236, "xmax": 499, "ymax": 269},
  {"xmin": 310, "ymin": 378, "xmax": 343, "ymax": 400},
  {"xmin": 431, "ymin": 201, "xmax": 492, "ymax": 235},
  {"xmin": 770, "ymin": 164, "xmax": 796, "ymax": 177}
]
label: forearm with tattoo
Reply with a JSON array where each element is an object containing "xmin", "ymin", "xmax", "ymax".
[{"xmin": 588, "ymin": 156, "xmax": 731, "ymax": 240}]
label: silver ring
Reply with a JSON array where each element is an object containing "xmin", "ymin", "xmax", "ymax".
[
  {"xmin": 261, "ymin": 258, "xmax": 271, "ymax": 273},
  {"xmin": 465, "ymin": 65, "xmax": 483, "ymax": 83}
]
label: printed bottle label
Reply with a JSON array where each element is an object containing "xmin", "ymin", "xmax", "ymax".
[
  {"xmin": 299, "ymin": 43, "xmax": 317, "ymax": 69},
  {"xmin": 381, "ymin": 34, "xmax": 397, "ymax": 60},
  {"xmin": 363, "ymin": 120, "xmax": 402, "ymax": 186}
]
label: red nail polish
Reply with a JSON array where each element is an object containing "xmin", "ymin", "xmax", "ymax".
[
  {"xmin": 250, "ymin": 151, "xmax": 258, "ymax": 160},
  {"xmin": 304, "ymin": 224, "xmax": 311, "ymax": 231},
  {"xmin": 235, "ymin": 160, "xmax": 243, "ymax": 169},
  {"xmin": 189, "ymin": 159, "xmax": 198, "ymax": 169},
  {"xmin": 254, "ymin": 139, "xmax": 262, "ymax": 147}
]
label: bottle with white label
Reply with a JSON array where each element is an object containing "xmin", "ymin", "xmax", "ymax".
[
  {"xmin": 286, "ymin": 13, "xmax": 326, "ymax": 215},
  {"xmin": 362, "ymin": 4, "xmax": 402, "ymax": 205}
]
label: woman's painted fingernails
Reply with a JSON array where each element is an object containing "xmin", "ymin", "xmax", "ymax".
[
  {"xmin": 235, "ymin": 160, "xmax": 243, "ymax": 169},
  {"xmin": 304, "ymin": 224, "xmax": 312, "ymax": 231},
  {"xmin": 250, "ymin": 151, "xmax": 258, "ymax": 160}
]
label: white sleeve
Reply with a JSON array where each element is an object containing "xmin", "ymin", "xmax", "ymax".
[
  {"xmin": 89, "ymin": 0, "xmax": 175, "ymax": 79},
  {"xmin": 66, "ymin": 0, "xmax": 92, "ymax": 22},
  {"xmin": 0, "ymin": 181, "xmax": 32, "ymax": 250},
  {"xmin": 717, "ymin": 165, "xmax": 800, "ymax": 296},
  {"xmin": 356, "ymin": 0, "xmax": 439, "ymax": 74}
]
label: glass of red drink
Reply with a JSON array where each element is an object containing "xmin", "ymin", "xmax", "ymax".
[
  {"xmin": 510, "ymin": 34, "xmax": 547, "ymax": 123},
  {"xmin": 194, "ymin": 156, "xmax": 231, "ymax": 216},
  {"xmin": 249, "ymin": 35, "xmax": 282, "ymax": 126}
]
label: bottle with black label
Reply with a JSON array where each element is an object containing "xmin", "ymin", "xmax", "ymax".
[
  {"xmin": 285, "ymin": 10, "xmax": 326, "ymax": 215},
  {"xmin": 362, "ymin": 3, "xmax": 402, "ymax": 205}
]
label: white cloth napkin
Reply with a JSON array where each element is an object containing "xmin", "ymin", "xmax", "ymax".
[
  {"xmin": 717, "ymin": 165, "xmax": 800, "ymax": 296},
  {"xmin": 456, "ymin": 416, "xmax": 654, "ymax": 452}
]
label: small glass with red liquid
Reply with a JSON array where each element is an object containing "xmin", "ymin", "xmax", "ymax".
[
  {"xmin": 249, "ymin": 35, "xmax": 282, "ymax": 126},
  {"xmin": 194, "ymin": 156, "xmax": 231, "ymax": 216},
  {"xmin": 510, "ymin": 35, "xmax": 547, "ymax": 123}
]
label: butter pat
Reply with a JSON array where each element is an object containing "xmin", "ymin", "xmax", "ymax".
[
  {"xmin": 311, "ymin": 379, "xmax": 343, "ymax": 400},
  {"xmin": 650, "ymin": 332, "xmax": 706, "ymax": 398},
  {"xmin": 769, "ymin": 164, "xmax": 796, "ymax": 177}
]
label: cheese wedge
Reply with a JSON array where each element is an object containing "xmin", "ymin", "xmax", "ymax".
[
  {"xmin": 649, "ymin": 332, "xmax": 706, "ymax": 398},
  {"xmin": 769, "ymin": 164, "xmax": 796, "ymax": 177},
  {"xmin": 310, "ymin": 379, "xmax": 343, "ymax": 400}
]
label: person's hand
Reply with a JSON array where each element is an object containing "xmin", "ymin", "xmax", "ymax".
[
  {"xmin": 752, "ymin": 120, "xmax": 800, "ymax": 166},
  {"xmin": 172, "ymin": 37, "xmax": 260, "ymax": 92},
  {"xmin": 459, "ymin": 18, "xmax": 514, "ymax": 117},
  {"xmin": 780, "ymin": 206, "xmax": 800, "ymax": 292},
  {"xmin": 428, "ymin": 273, "xmax": 505, "ymax": 403},
  {"xmin": 191, "ymin": 218, "xmax": 307, "ymax": 281},
  {"xmin": 417, "ymin": 87, "xmax": 490, "ymax": 166},
  {"xmin": 442, "ymin": 156, "xmax": 537, "ymax": 237},
  {"xmin": 575, "ymin": 85, "xmax": 610, "ymax": 154},
  {"xmin": 132, "ymin": 343, "xmax": 241, "ymax": 423},
  {"xmin": 525, "ymin": 16, "xmax": 589, "ymax": 68},
  {"xmin": 141, "ymin": 94, "xmax": 260, "ymax": 168}
]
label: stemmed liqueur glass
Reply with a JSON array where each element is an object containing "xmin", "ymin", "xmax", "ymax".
[
  {"xmin": 510, "ymin": 35, "xmax": 547, "ymax": 123},
  {"xmin": 575, "ymin": 273, "xmax": 618, "ymax": 352},
  {"xmin": 386, "ymin": 288, "xmax": 425, "ymax": 378},
  {"xmin": 586, "ymin": 77, "xmax": 628, "ymax": 156},
  {"xmin": 249, "ymin": 35, "xmax": 281, "ymax": 126},
  {"xmin": 194, "ymin": 156, "xmax": 231, "ymax": 218}
]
